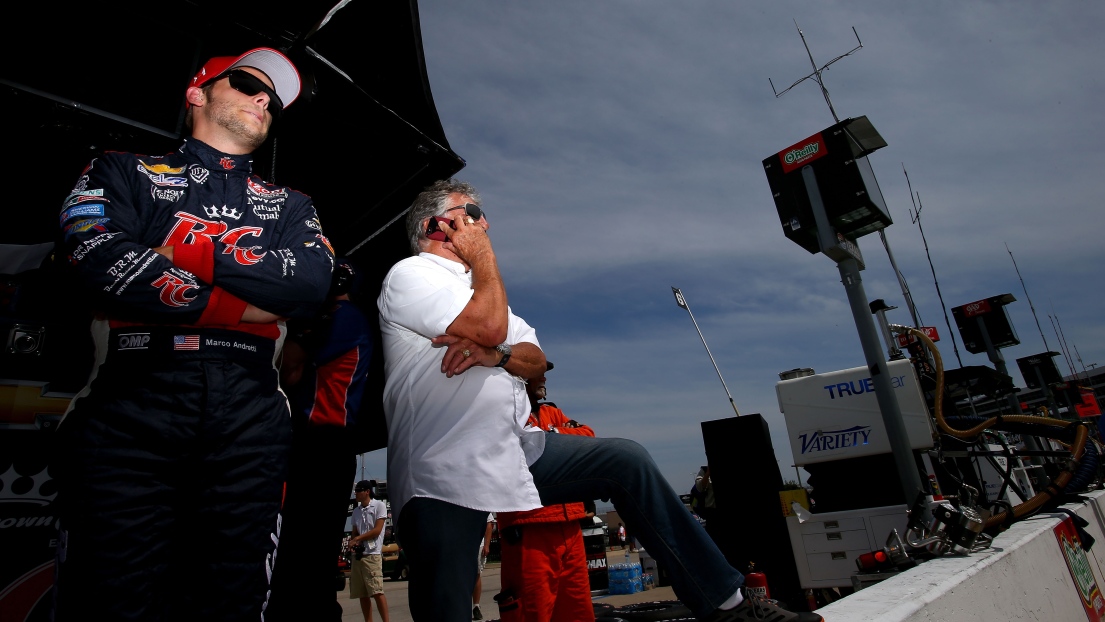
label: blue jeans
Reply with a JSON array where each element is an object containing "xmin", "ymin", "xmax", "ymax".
[{"xmin": 529, "ymin": 434, "xmax": 743, "ymax": 618}]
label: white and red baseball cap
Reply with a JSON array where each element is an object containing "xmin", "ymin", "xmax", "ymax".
[{"xmin": 189, "ymin": 47, "xmax": 301, "ymax": 109}]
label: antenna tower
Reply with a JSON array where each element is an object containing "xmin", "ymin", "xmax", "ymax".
[
  {"xmin": 769, "ymin": 21, "xmax": 862, "ymax": 124},
  {"xmin": 1006, "ymin": 243, "xmax": 1051, "ymax": 354},
  {"xmin": 770, "ymin": 23, "xmax": 924, "ymax": 332},
  {"xmin": 1048, "ymin": 301, "xmax": 1077, "ymax": 376},
  {"xmin": 903, "ymin": 166, "xmax": 965, "ymax": 369}
]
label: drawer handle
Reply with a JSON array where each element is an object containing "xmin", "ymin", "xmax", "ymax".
[
  {"xmin": 826, "ymin": 532, "xmax": 842, "ymax": 540},
  {"xmin": 831, "ymin": 552, "xmax": 847, "ymax": 560},
  {"xmin": 825, "ymin": 521, "xmax": 839, "ymax": 529}
]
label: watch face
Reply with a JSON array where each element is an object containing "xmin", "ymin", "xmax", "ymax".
[{"xmin": 494, "ymin": 343, "xmax": 512, "ymax": 367}]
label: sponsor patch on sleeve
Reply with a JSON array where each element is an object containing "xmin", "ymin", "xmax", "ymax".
[
  {"xmin": 63, "ymin": 217, "xmax": 111, "ymax": 239},
  {"xmin": 59, "ymin": 204, "xmax": 106, "ymax": 225}
]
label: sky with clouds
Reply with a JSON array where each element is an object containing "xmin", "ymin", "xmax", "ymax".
[{"xmin": 358, "ymin": 1, "xmax": 1105, "ymax": 498}]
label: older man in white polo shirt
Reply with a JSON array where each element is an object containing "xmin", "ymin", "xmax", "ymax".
[{"xmin": 377, "ymin": 179, "xmax": 823, "ymax": 622}]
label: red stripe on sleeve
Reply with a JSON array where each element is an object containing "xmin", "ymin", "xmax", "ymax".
[{"xmin": 309, "ymin": 348, "xmax": 361, "ymax": 426}]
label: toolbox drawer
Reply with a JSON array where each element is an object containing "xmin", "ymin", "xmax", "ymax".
[
  {"xmin": 802, "ymin": 529, "xmax": 871, "ymax": 554},
  {"xmin": 804, "ymin": 549, "xmax": 871, "ymax": 584},
  {"xmin": 794, "ymin": 517, "xmax": 866, "ymax": 535}
]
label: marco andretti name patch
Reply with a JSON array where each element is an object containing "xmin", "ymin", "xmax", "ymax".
[{"xmin": 204, "ymin": 337, "xmax": 259, "ymax": 353}]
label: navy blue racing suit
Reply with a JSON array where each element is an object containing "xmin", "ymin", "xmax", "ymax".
[{"xmin": 52, "ymin": 137, "xmax": 334, "ymax": 621}]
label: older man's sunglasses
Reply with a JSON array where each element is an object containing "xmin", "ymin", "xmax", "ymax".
[
  {"xmin": 217, "ymin": 69, "xmax": 284, "ymax": 117},
  {"xmin": 446, "ymin": 203, "xmax": 485, "ymax": 221}
]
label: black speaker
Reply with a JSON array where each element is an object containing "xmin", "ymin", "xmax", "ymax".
[
  {"xmin": 763, "ymin": 116, "xmax": 893, "ymax": 254},
  {"xmin": 701, "ymin": 415, "xmax": 805, "ymax": 610}
]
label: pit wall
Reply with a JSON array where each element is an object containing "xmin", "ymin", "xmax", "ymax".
[{"xmin": 818, "ymin": 489, "xmax": 1105, "ymax": 621}]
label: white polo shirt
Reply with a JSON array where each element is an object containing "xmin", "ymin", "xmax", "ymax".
[
  {"xmin": 354, "ymin": 497, "xmax": 388, "ymax": 555},
  {"xmin": 377, "ymin": 253, "xmax": 545, "ymax": 522}
]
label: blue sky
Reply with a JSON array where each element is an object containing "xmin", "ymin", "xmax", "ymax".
[{"xmin": 358, "ymin": 1, "xmax": 1105, "ymax": 497}]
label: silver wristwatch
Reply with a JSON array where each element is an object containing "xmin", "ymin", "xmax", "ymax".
[{"xmin": 494, "ymin": 343, "xmax": 512, "ymax": 367}]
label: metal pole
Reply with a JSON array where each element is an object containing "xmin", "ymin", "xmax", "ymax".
[
  {"xmin": 802, "ymin": 166, "xmax": 923, "ymax": 503},
  {"xmin": 672, "ymin": 287, "xmax": 741, "ymax": 417},
  {"xmin": 1034, "ymin": 366, "xmax": 1061, "ymax": 417},
  {"xmin": 975, "ymin": 316, "xmax": 1024, "ymax": 416},
  {"xmin": 878, "ymin": 230, "xmax": 922, "ymax": 328},
  {"xmin": 975, "ymin": 317, "xmax": 1046, "ymax": 466},
  {"xmin": 837, "ymin": 257, "xmax": 923, "ymax": 502},
  {"xmin": 871, "ymin": 300, "xmax": 905, "ymax": 361}
]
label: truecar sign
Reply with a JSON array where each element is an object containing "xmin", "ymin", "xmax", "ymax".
[{"xmin": 777, "ymin": 359, "xmax": 936, "ymax": 467}]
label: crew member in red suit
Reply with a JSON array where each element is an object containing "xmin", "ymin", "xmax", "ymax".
[{"xmin": 495, "ymin": 361, "xmax": 596, "ymax": 622}]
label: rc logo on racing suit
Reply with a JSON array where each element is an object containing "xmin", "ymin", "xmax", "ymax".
[
  {"xmin": 151, "ymin": 271, "xmax": 199, "ymax": 307},
  {"xmin": 220, "ymin": 227, "xmax": 266, "ymax": 265},
  {"xmin": 163, "ymin": 212, "xmax": 267, "ymax": 266}
]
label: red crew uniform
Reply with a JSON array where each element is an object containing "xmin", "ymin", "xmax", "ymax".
[{"xmin": 497, "ymin": 403, "xmax": 596, "ymax": 622}]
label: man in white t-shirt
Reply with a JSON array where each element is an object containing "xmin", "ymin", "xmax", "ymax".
[
  {"xmin": 377, "ymin": 179, "xmax": 823, "ymax": 622},
  {"xmin": 349, "ymin": 480, "xmax": 389, "ymax": 622}
]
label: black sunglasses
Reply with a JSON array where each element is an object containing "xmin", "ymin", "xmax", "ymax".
[
  {"xmin": 217, "ymin": 69, "xmax": 284, "ymax": 117},
  {"xmin": 446, "ymin": 203, "xmax": 484, "ymax": 221}
]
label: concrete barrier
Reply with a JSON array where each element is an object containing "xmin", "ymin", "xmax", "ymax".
[{"xmin": 818, "ymin": 489, "xmax": 1105, "ymax": 621}]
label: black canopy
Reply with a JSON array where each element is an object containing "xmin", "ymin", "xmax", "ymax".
[{"xmin": 0, "ymin": 0, "xmax": 465, "ymax": 452}]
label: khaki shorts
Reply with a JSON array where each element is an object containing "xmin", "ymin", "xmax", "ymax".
[{"xmin": 350, "ymin": 553, "xmax": 384, "ymax": 598}]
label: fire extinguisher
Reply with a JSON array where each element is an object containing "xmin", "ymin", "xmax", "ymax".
[{"xmin": 744, "ymin": 561, "xmax": 770, "ymax": 599}]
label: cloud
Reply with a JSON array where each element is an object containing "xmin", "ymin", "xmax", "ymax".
[{"xmin": 384, "ymin": 0, "xmax": 1105, "ymax": 493}]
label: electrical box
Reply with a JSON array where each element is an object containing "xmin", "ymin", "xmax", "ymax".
[
  {"xmin": 950, "ymin": 294, "xmax": 1020, "ymax": 354},
  {"xmin": 762, "ymin": 115, "xmax": 893, "ymax": 254},
  {"xmin": 776, "ymin": 358, "xmax": 935, "ymax": 467}
]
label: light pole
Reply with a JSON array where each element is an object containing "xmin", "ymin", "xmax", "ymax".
[{"xmin": 671, "ymin": 287, "xmax": 741, "ymax": 418}]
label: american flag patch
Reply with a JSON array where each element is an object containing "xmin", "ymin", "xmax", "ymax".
[{"xmin": 174, "ymin": 335, "xmax": 200, "ymax": 351}]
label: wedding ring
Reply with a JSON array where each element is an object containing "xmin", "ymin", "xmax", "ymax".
[
  {"xmin": 465, "ymin": 217, "xmax": 475, "ymax": 224},
  {"xmin": 463, "ymin": 349, "xmax": 471, "ymax": 358}
]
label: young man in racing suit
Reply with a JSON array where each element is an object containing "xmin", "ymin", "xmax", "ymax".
[
  {"xmin": 496, "ymin": 361, "xmax": 596, "ymax": 622},
  {"xmin": 52, "ymin": 48, "xmax": 335, "ymax": 621}
]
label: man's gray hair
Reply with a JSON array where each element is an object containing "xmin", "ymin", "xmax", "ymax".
[{"xmin": 405, "ymin": 179, "xmax": 482, "ymax": 255}]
